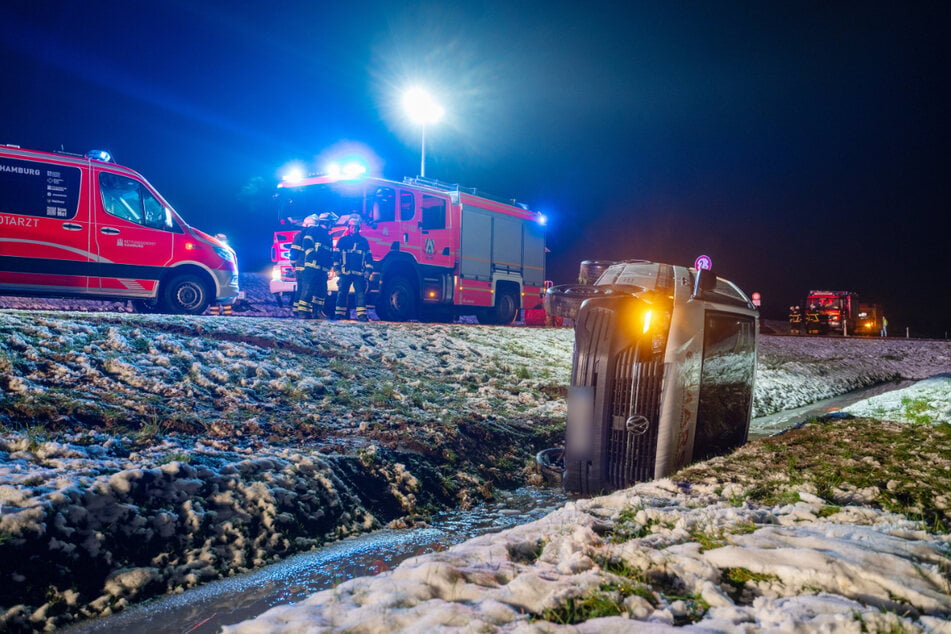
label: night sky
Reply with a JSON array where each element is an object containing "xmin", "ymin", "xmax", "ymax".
[{"xmin": 2, "ymin": 1, "xmax": 948, "ymax": 336}]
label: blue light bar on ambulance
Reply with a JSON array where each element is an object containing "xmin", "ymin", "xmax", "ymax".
[{"xmin": 86, "ymin": 149, "xmax": 114, "ymax": 163}]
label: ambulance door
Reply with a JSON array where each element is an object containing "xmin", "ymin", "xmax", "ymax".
[{"xmin": 92, "ymin": 170, "xmax": 175, "ymax": 299}]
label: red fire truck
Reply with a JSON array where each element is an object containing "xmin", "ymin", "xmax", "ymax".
[
  {"xmin": 269, "ymin": 172, "xmax": 546, "ymax": 324},
  {"xmin": 855, "ymin": 303, "xmax": 885, "ymax": 336},
  {"xmin": 803, "ymin": 290, "xmax": 859, "ymax": 335}
]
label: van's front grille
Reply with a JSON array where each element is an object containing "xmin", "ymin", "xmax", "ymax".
[{"xmin": 607, "ymin": 344, "xmax": 664, "ymax": 488}]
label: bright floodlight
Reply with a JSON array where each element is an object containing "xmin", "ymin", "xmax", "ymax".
[
  {"xmin": 403, "ymin": 87, "xmax": 444, "ymax": 177},
  {"xmin": 402, "ymin": 87, "xmax": 444, "ymax": 125}
]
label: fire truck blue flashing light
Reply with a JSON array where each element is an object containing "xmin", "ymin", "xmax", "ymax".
[
  {"xmin": 326, "ymin": 160, "xmax": 368, "ymax": 180},
  {"xmin": 536, "ymin": 213, "xmax": 548, "ymax": 226},
  {"xmin": 282, "ymin": 167, "xmax": 305, "ymax": 185}
]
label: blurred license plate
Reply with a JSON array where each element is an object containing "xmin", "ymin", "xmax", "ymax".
[{"xmin": 566, "ymin": 386, "xmax": 594, "ymax": 460}]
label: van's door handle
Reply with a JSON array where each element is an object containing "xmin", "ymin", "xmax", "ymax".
[
  {"xmin": 100, "ymin": 227, "xmax": 121, "ymax": 235},
  {"xmin": 62, "ymin": 223, "xmax": 83, "ymax": 231}
]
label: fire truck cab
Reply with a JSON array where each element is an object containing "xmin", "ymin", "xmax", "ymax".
[
  {"xmin": 0, "ymin": 145, "xmax": 239, "ymax": 313},
  {"xmin": 804, "ymin": 290, "xmax": 859, "ymax": 335},
  {"xmin": 270, "ymin": 172, "xmax": 546, "ymax": 323}
]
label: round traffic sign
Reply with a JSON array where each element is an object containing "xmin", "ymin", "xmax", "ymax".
[{"xmin": 694, "ymin": 255, "xmax": 712, "ymax": 270}]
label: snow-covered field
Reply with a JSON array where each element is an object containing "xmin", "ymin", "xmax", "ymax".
[{"xmin": 1, "ymin": 278, "xmax": 949, "ymax": 632}]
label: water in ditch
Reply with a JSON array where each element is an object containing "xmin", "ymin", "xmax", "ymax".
[
  {"xmin": 63, "ymin": 486, "xmax": 569, "ymax": 634},
  {"xmin": 748, "ymin": 379, "xmax": 914, "ymax": 439}
]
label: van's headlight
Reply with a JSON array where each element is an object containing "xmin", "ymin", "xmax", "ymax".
[{"xmin": 213, "ymin": 246, "xmax": 236, "ymax": 262}]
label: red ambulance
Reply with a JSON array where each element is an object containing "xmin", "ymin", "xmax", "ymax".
[{"xmin": 0, "ymin": 145, "xmax": 239, "ymax": 314}]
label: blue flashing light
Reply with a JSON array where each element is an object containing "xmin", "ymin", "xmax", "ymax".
[
  {"xmin": 326, "ymin": 158, "xmax": 368, "ymax": 180},
  {"xmin": 342, "ymin": 161, "xmax": 367, "ymax": 178},
  {"xmin": 282, "ymin": 167, "xmax": 305, "ymax": 185},
  {"xmin": 537, "ymin": 213, "xmax": 548, "ymax": 226},
  {"xmin": 86, "ymin": 149, "xmax": 113, "ymax": 163}
]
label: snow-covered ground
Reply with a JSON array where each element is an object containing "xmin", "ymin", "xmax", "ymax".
[{"xmin": 1, "ymin": 278, "xmax": 950, "ymax": 632}]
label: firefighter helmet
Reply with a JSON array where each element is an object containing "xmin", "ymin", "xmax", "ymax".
[
  {"xmin": 317, "ymin": 212, "xmax": 338, "ymax": 226},
  {"xmin": 302, "ymin": 214, "xmax": 318, "ymax": 227},
  {"xmin": 347, "ymin": 216, "xmax": 362, "ymax": 228}
]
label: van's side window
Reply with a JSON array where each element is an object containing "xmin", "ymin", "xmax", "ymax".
[{"xmin": 99, "ymin": 172, "xmax": 174, "ymax": 231}]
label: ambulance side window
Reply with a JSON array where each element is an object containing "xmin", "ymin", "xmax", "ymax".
[
  {"xmin": 399, "ymin": 191, "xmax": 415, "ymax": 221},
  {"xmin": 420, "ymin": 195, "xmax": 446, "ymax": 231},
  {"xmin": 99, "ymin": 173, "xmax": 175, "ymax": 231}
]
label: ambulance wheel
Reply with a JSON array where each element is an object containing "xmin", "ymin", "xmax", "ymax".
[
  {"xmin": 131, "ymin": 299, "xmax": 161, "ymax": 314},
  {"xmin": 478, "ymin": 287, "xmax": 518, "ymax": 325},
  {"xmin": 377, "ymin": 275, "xmax": 417, "ymax": 322},
  {"xmin": 162, "ymin": 274, "xmax": 211, "ymax": 315}
]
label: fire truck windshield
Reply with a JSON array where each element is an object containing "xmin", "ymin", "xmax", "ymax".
[{"xmin": 277, "ymin": 182, "xmax": 366, "ymax": 226}]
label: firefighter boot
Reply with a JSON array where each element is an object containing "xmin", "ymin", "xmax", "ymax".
[{"xmin": 293, "ymin": 299, "xmax": 311, "ymax": 319}]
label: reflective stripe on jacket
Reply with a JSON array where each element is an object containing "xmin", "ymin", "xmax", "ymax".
[{"xmin": 335, "ymin": 234, "xmax": 374, "ymax": 275}]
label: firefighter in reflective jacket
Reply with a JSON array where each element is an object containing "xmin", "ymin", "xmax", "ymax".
[
  {"xmin": 293, "ymin": 213, "xmax": 335, "ymax": 319},
  {"xmin": 787, "ymin": 305, "xmax": 802, "ymax": 335},
  {"xmin": 334, "ymin": 216, "xmax": 374, "ymax": 321}
]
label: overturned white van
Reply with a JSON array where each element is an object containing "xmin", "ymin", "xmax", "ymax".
[{"xmin": 548, "ymin": 260, "xmax": 758, "ymax": 495}]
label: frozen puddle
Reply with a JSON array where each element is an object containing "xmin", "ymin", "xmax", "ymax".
[{"xmin": 63, "ymin": 487, "xmax": 568, "ymax": 634}]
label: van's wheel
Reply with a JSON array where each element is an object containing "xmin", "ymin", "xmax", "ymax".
[
  {"xmin": 478, "ymin": 287, "xmax": 518, "ymax": 325},
  {"xmin": 377, "ymin": 275, "xmax": 417, "ymax": 322},
  {"xmin": 162, "ymin": 274, "xmax": 211, "ymax": 315}
]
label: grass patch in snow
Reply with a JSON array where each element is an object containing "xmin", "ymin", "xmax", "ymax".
[
  {"xmin": 900, "ymin": 395, "xmax": 934, "ymax": 425},
  {"xmin": 538, "ymin": 580, "xmax": 649, "ymax": 624},
  {"xmin": 677, "ymin": 417, "xmax": 951, "ymax": 534}
]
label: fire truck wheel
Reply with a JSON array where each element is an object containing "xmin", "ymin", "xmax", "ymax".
[
  {"xmin": 162, "ymin": 274, "xmax": 211, "ymax": 315},
  {"xmin": 478, "ymin": 287, "xmax": 518, "ymax": 325},
  {"xmin": 377, "ymin": 275, "xmax": 417, "ymax": 322}
]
